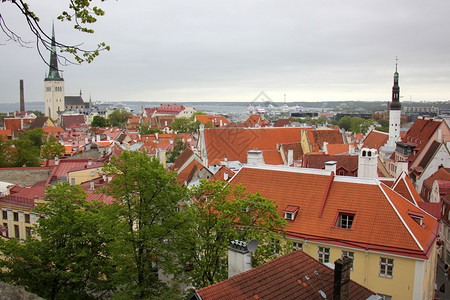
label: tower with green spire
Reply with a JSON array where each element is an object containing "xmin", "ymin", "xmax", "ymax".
[{"xmin": 44, "ymin": 23, "xmax": 65, "ymax": 121}]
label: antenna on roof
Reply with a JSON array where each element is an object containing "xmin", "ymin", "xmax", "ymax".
[{"xmin": 247, "ymin": 239, "xmax": 258, "ymax": 253}]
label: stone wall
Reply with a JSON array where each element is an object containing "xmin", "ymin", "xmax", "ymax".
[
  {"xmin": 0, "ymin": 168, "xmax": 52, "ymax": 186},
  {"xmin": 0, "ymin": 282, "xmax": 43, "ymax": 300}
]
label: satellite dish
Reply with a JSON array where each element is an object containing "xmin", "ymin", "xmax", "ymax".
[{"xmin": 247, "ymin": 239, "xmax": 258, "ymax": 253}]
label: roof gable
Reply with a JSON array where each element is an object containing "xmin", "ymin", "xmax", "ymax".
[
  {"xmin": 195, "ymin": 250, "xmax": 374, "ymax": 300},
  {"xmin": 229, "ymin": 166, "xmax": 438, "ymax": 258}
]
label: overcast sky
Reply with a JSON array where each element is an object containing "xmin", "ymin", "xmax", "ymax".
[{"xmin": 1, "ymin": 0, "xmax": 450, "ymax": 104}]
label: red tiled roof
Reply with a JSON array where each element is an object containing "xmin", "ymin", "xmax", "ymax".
[
  {"xmin": 195, "ymin": 250, "xmax": 374, "ymax": 300},
  {"xmin": 195, "ymin": 115, "xmax": 230, "ymax": 127},
  {"xmin": 327, "ymin": 144, "xmax": 350, "ymax": 155},
  {"xmin": 391, "ymin": 172, "xmax": 423, "ymax": 205},
  {"xmin": 244, "ymin": 114, "xmax": 270, "ymax": 127},
  {"xmin": 210, "ymin": 166, "xmax": 235, "ymax": 182},
  {"xmin": 402, "ymin": 118, "xmax": 442, "ymax": 163},
  {"xmin": 169, "ymin": 148, "xmax": 194, "ymax": 172},
  {"xmin": 362, "ymin": 130, "xmax": 388, "ymax": 150},
  {"xmin": 274, "ymin": 119, "xmax": 291, "ymax": 127},
  {"xmin": 203, "ymin": 127, "xmax": 304, "ymax": 165},
  {"xmin": 229, "ymin": 166, "xmax": 438, "ymax": 258},
  {"xmin": 43, "ymin": 126, "xmax": 64, "ymax": 134},
  {"xmin": 302, "ymin": 154, "xmax": 358, "ymax": 173},
  {"xmin": 0, "ymin": 129, "xmax": 13, "ymax": 138},
  {"xmin": 61, "ymin": 115, "xmax": 85, "ymax": 130},
  {"xmin": 306, "ymin": 130, "xmax": 345, "ymax": 152},
  {"xmin": 176, "ymin": 160, "xmax": 205, "ymax": 186}
]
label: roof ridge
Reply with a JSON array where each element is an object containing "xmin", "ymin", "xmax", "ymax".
[{"xmin": 377, "ymin": 182, "xmax": 423, "ymax": 252}]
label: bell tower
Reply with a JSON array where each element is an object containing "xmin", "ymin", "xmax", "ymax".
[
  {"xmin": 387, "ymin": 58, "xmax": 401, "ymax": 147},
  {"xmin": 44, "ymin": 24, "xmax": 65, "ymax": 121}
]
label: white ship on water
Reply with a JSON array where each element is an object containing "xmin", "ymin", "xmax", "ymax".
[{"xmin": 247, "ymin": 92, "xmax": 303, "ymax": 115}]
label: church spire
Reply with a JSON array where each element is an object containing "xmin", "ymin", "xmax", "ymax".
[
  {"xmin": 390, "ymin": 57, "xmax": 401, "ymax": 110},
  {"xmin": 45, "ymin": 23, "xmax": 63, "ymax": 81}
]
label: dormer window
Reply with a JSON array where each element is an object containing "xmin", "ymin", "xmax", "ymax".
[
  {"xmin": 283, "ymin": 205, "xmax": 299, "ymax": 221},
  {"xmin": 408, "ymin": 210, "xmax": 425, "ymax": 226},
  {"xmin": 336, "ymin": 211, "xmax": 355, "ymax": 229}
]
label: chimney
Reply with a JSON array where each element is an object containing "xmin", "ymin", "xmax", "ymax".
[
  {"xmin": 90, "ymin": 181, "xmax": 95, "ymax": 191},
  {"xmin": 396, "ymin": 161, "xmax": 409, "ymax": 177},
  {"xmin": 247, "ymin": 149, "xmax": 264, "ymax": 165},
  {"xmin": 437, "ymin": 128, "xmax": 442, "ymax": 143},
  {"xmin": 224, "ymin": 172, "xmax": 229, "ymax": 181},
  {"xmin": 333, "ymin": 256, "xmax": 352, "ymax": 300},
  {"xmin": 357, "ymin": 148, "xmax": 378, "ymax": 178},
  {"xmin": 228, "ymin": 240, "xmax": 256, "ymax": 278},
  {"xmin": 349, "ymin": 144, "xmax": 355, "ymax": 155},
  {"xmin": 19, "ymin": 79, "xmax": 25, "ymax": 112},
  {"xmin": 323, "ymin": 141, "xmax": 329, "ymax": 154},
  {"xmin": 325, "ymin": 161, "xmax": 337, "ymax": 174},
  {"xmin": 287, "ymin": 149, "xmax": 294, "ymax": 166},
  {"xmin": 54, "ymin": 156, "xmax": 59, "ymax": 166}
]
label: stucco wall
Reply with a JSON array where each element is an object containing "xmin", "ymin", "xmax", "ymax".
[{"xmin": 0, "ymin": 168, "xmax": 52, "ymax": 186}]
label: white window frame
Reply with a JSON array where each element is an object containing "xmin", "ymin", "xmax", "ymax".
[
  {"xmin": 293, "ymin": 242, "xmax": 303, "ymax": 251},
  {"xmin": 341, "ymin": 250, "xmax": 354, "ymax": 270},
  {"xmin": 284, "ymin": 212, "xmax": 294, "ymax": 220},
  {"xmin": 379, "ymin": 257, "xmax": 394, "ymax": 278},
  {"xmin": 337, "ymin": 213, "xmax": 354, "ymax": 229},
  {"xmin": 318, "ymin": 247, "xmax": 330, "ymax": 263}
]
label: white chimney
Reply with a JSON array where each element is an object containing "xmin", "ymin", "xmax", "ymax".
[
  {"xmin": 228, "ymin": 240, "xmax": 256, "ymax": 278},
  {"xmin": 54, "ymin": 156, "xmax": 59, "ymax": 166},
  {"xmin": 219, "ymin": 119, "xmax": 223, "ymax": 127},
  {"xmin": 358, "ymin": 148, "xmax": 378, "ymax": 178},
  {"xmin": 224, "ymin": 172, "xmax": 229, "ymax": 181},
  {"xmin": 287, "ymin": 149, "xmax": 294, "ymax": 166},
  {"xmin": 247, "ymin": 149, "xmax": 264, "ymax": 165},
  {"xmin": 90, "ymin": 181, "xmax": 95, "ymax": 191},
  {"xmin": 325, "ymin": 161, "xmax": 337, "ymax": 174},
  {"xmin": 396, "ymin": 161, "xmax": 409, "ymax": 177},
  {"xmin": 349, "ymin": 144, "xmax": 355, "ymax": 155},
  {"xmin": 437, "ymin": 128, "xmax": 442, "ymax": 143},
  {"xmin": 323, "ymin": 141, "xmax": 329, "ymax": 154}
]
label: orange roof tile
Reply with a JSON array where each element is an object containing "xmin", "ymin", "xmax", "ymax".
[
  {"xmin": 327, "ymin": 144, "xmax": 349, "ymax": 155},
  {"xmin": 229, "ymin": 166, "xmax": 438, "ymax": 258},
  {"xmin": 362, "ymin": 130, "xmax": 388, "ymax": 150},
  {"xmin": 306, "ymin": 130, "xmax": 344, "ymax": 152},
  {"xmin": 195, "ymin": 250, "xmax": 374, "ymax": 300},
  {"xmin": 391, "ymin": 172, "xmax": 423, "ymax": 205},
  {"xmin": 195, "ymin": 115, "xmax": 230, "ymax": 127},
  {"xmin": 203, "ymin": 127, "xmax": 304, "ymax": 165}
]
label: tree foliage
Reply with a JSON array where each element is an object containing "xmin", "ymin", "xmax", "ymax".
[
  {"xmin": 102, "ymin": 151, "xmax": 189, "ymax": 299},
  {"xmin": 139, "ymin": 125, "xmax": 163, "ymax": 135},
  {"xmin": 0, "ymin": 0, "xmax": 110, "ymax": 65},
  {"xmin": 108, "ymin": 109, "xmax": 131, "ymax": 128},
  {"xmin": 166, "ymin": 138, "xmax": 189, "ymax": 163},
  {"xmin": 171, "ymin": 117, "xmax": 201, "ymax": 133},
  {"xmin": 180, "ymin": 180, "xmax": 289, "ymax": 288},
  {"xmin": 91, "ymin": 115, "xmax": 109, "ymax": 127},
  {"xmin": 0, "ymin": 182, "xmax": 114, "ymax": 299},
  {"xmin": 338, "ymin": 116, "xmax": 375, "ymax": 134},
  {"xmin": 0, "ymin": 136, "xmax": 17, "ymax": 167},
  {"xmin": 41, "ymin": 135, "xmax": 66, "ymax": 160}
]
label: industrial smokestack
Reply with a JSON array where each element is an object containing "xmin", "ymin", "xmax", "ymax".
[{"xmin": 20, "ymin": 79, "xmax": 25, "ymax": 112}]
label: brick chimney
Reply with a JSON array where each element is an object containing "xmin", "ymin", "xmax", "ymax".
[
  {"xmin": 333, "ymin": 256, "xmax": 352, "ymax": 300},
  {"xmin": 19, "ymin": 79, "xmax": 25, "ymax": 112}
]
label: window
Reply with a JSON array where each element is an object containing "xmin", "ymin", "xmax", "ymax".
[
  {"xmin": 293, "ymin": 242, "xmax": 303, "ymax": 251},
  {"xmin": 284, "ymin": 212, "xmax": 294, "ymax": 220},
  {"xmin": 25, "ymin": 227, "xmax": 32, "ymax": 237},
  {"xmin": 25, "ymin": 214, "xmax": 30, "ymax": 224},
  {"xmin": 270, "ymin": 239, "xmax": 280, "ymax": 255},
  {"xmin": 341, "ymin": 250, "xmax": 354, "ymax": 270},
  {"xmin": 379, "ymin": 257, "xmax": 394, "ymax": 278},
  {"xmin": 2, "ymin": 210, "xmax": 7, "ymax": 220},
  {"xmin": 318, "ymin": 247, "xmax": 330, "ymax": 263},
  {"xmin": 378, "ymin": 294, "xmax": 392, "ymax": 300},
  {"xmin": 2, "ymin": 223, "xmax": 8, "ymax": 237},
  {"xmin": 13, "ymin": 212, "xmax": 19, "ymax": 222},
  {"xmin": 336, "ymin": 213, "xmax": 355, "ymax": 229},
  {"xmin": 71, "ymin": 178, "xmax": 75, "ymax": 185},
  {"xmin": 14, "ymin": 225, "xmax": 20, "ymax": 239}
]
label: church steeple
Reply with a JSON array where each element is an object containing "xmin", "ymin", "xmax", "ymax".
[
  {"xmin": 45, "ymin": 23, "xmax": 63, "ymax": 81},
  {"xmin": 390, "ymin": 58, "xmax": 401, "ymax": 110}
]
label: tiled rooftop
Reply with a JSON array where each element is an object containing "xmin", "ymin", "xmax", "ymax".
[
  {"xmin": 195, "ymin": 250, "xmax": 374, "ymax": 300},
  {"xmin": 229, "ymin": 165, "xmax": 438, "ymax": 258}
]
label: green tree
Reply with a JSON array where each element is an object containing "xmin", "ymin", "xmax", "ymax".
[
  {"xmin": 0, "ymin": 136, "xmax": 17, "ymax": 167},
  {"xmin": 338, "ymin": 116, "xmax": 353, "ymax": 131},
  {"xmin": 19, "ymin": 128, "xmax": 45, "ymax": 148},
  {"xmin": 170, "ymin": 117, "xmax": 192, "ymax": 133},
  {"xmin": 41, "ymin": 135, "xmax": 66, "ymax": 160},
  {"xmin": 13, "ymin": 139, "xmax": 40, "ymax": 167},
  {"xmin": 1, "ymin": 0, "xmax": 110, "ymax": 64},
  {"xmin": 180, "ymin": 180, "xmax": 288, "ymax": 288},
  {"xmin": 108, "ymin": 110, "xmax": 131, "ymax": 128},
  {"xmin": 166, "ymin": 138, "xmax": 189, "ymax": 163},
  {"xmin": 102, "ymin": 151, "xmax": 189, "ymax": 299},
  {"xmin": 0, "ymin": 182, "xmax": 114, "ymax": 299},
  {"xmin": 138, "ymin": 125, "xmax": 163, "ymax": 135},
  {"xmin": 91, "ymin": 115, "xmax": 109, "ymax": 127}
]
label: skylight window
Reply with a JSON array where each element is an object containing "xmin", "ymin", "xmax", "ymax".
[
  {"xmin": 283, "ymin": 205, "xmax": 299, "ymax": 221},
  {"xmin": 336, "ymin": 212, "xmax": 355, "ymax": 229},
  {"xmin": 408, "ymin": 210, "xmax": 425, "ymax": 227}
]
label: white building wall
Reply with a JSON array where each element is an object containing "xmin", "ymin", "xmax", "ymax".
[{"xmin": 387, "ymin": 109, "xmax": 401, "ymax": 147}]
